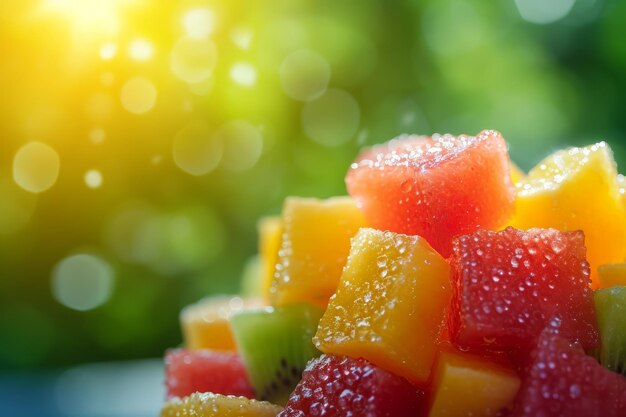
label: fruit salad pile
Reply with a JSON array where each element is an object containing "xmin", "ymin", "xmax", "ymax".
[{"xmin": 161, "ymin": 130, "xmax": 626, "ymax": 417}]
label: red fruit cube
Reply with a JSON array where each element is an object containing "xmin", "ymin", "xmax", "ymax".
[
  {"xmin": 165, "ymin": 349, "xmax": 254, "ymax": 399},
  {"xmin": 512, "ymin": 332, "xmax": 626, "ymax": 417},
  {"xmin": 279, "ymin": 355, "xmax": 425, "ymax": 417},
  {"xmin": 346, "ymin": 130, "xmax": 515, "ymax": 257},
  {"xmin": 449, "ymin": 227, "xmax": 598, "ymax": 351}
]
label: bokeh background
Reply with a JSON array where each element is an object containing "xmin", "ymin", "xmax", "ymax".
[{"xmin": 2, "ymin": 0, "xmax": 626, "ymax": 415}]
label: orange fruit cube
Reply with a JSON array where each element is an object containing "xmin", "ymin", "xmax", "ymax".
[
  {"xmin": 313, "ymin": 228, "xmax": 451, "ymax": 384},
  {"xmin": 270, "ymin": 196, "xmax": 366, "ymax": 307},
  {"xmin": 181, "ymin": 296, "xmax": 262, "ymax": 351},
  {"xmin": 428, "ymin": 350, "xmax": 520, "ymax": 417},
  {"xmin": 258, "ymin": 216, "xmax": 282, "ymax": 301}
]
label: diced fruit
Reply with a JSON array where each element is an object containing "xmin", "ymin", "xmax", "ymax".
[
  {"xmin": 270, "ymin": 197, "xmax": 366, "ymax": 307},
  {"xmin": 593, "ymin": 287, "xmax": 626, "ymax": 375},
  {"xmin": 180, "ymin": 296, "xmax": 263, "ymax": 351},
  {"xmin": 428, "ymin": 350, "xmax": 520, "ymax": 417},
  {"xmin": 509, "ymin": 142, "xmax": 626, "ymax": 287},
  {"xmin": 165, "ymin": 349, "xmax": 254, "ymax": 399},
  {"xmin": 230, "ymin": 304, "xmax": 323, "ymax": 405},
  {"xmin": 314, "ymin": 228, "xmax": 451, "ymax": 384},
  {"xmin": 449, "ymin": 227, "xmax": 598, "ymax": 351},
  {"xmin": 161, "ymin": 392, "xmax": 282, "ymax": 417},
  {"xmin": 258, "ymin": 216, "xmax": 282, "ymax": 301},
  {"xmin": 598, "ymin": 263, "xmax": 626, "ymax": 288},
  {"xmin": 346, "ymin": 130, "xmax": 515, "ymax": 257},
  {"xmin": 511, "ymin": 332, "xmax": 626, "ymax": 417},
  {"xmin": 510, "ymin": 161, "xmax": 525, "ymax": 185},
  {"xmin": 279, "ymin": 355, "xmax": 425, "ymax": 417}
]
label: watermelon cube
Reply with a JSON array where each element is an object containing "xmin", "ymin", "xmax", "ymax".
[
  {"xmin": 346, "ymin": 130, "xmax": 515, "ymax": 257},
  {"xmin": 511, "ymin": 332, "xmax": 626, "ymax": 417},
  {"xmin": 165, "ymin": 349, "xmax": 254, "ymax": 399},
  {"xmin": 449, "ymin": 227, "xmax": 598, "ymax": 352},
  {"xmin": 278, "ymin": 355, "xmax": 425, "ymax": 417}
]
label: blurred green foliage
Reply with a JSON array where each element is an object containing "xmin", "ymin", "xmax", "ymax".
[{"xmin": 1, "ymin": 0, "xmax": 626, "ymax": 369}]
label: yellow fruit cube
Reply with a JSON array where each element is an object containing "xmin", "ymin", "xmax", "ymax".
[
  {"xmin": 258, "ymin": 216, "xmax": 282, "ymax": 301},
  {"xmin": 598, "ymin": 263, "xmax": 626, "ymax": 288},
  {"xmin": 428, "ymin": 350, "xmax": 520, "ymax": 417},
  {"xmin": 270, "ymin": 196, "xmax": 366, "ymax": 307},
  {"xmin": 618, "ymin": 174, "xmax": 626, "ymax": 207},
  {"xmin": 313, "ymin": 228, "xmax": 451, "ymax": 384},
  {"xmin": 510, "ymin": 142, "xmax": 626, "ymax": 287},
  {"xmin": 161, "ymin": 393, "xmax": 282, "ymax": 417},
  {"xmin": 181, "ymin": 296, "xmax": 262, "ymax": 351}
]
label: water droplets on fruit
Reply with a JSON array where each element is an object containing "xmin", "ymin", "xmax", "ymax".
[{"xmin": 569, "ymin": 384, "xmax": 581, "ymax": 399}]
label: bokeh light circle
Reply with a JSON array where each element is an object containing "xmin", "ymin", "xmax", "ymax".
[
  {"xmin": 84, "ymin": 170, "xmax": 103, "ymax": 189},
  {"xmin": 182, "ymin": 8, "xmax": 215, "ymax": 39},
  {"xmin": 170, "ymin": 37, "xmax": 217, "ymax": 83},
  {"xmin": 120, "ymin": 77, "xmax": 157, "ymax": 114},
  {"xmin": 229, "ymin": 62, "xmax": 257, "ymax": 87},
  {"xmin": 280, "ymin": 49, "xmax": 331, "ymax": 101},
  {"xmin": 51, "ymin": 254, "xmax": 114, "ymax": 311},
  {"xmin": 215, "ymin": 120, "xmax": 263, "ymax": 172},
  {"xmin": 515, "ymin": 0, "xmax": 575, "ymax": 24},
  {"xmin": 89, "ymin": 128, "xmax": 106, "ymax": 144},
  {"xmin": 128, "ymin": 38, "xmax": 154, "ymax": 61},
  {"xmin": 173, "ymin": 122, "xmax": 223, "ymax": 175},
  {"xmin": 13, "ymin": 141, "xmax": 61, "ymax": 193},
  {"xmin": 301, "ymin": 89, "xmax": 360, "ymax": 147}
]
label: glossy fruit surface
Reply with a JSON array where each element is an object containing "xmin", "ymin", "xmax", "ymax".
[
  {"xmin": 511, "ymin": 332, "xmax": 626, "ymax": 417},
  {"xmin": 510, "ymin": 142, "xmax": 626, "ymax": 287},
  {"xmin": 258, "ymin": 216, "xmax": 282, "ymax": 301},
  {"xmin": 449, "ymin": 227, "xmax": 598, "ymax": 351},
  {"xmin": 428, "ymin": 349, "xmax": 520, "ymax": 417},
  {"xmin": 314, "ymin": 228, "xmax": 450, "ymax": 384},
  {"xmin": 598, "ymin": 263, "xmax": 626, "ymax": 288},
  {"xmin": 346, "ymin": 130, "xmax": 515, "ymax": 257},
  {"xmin": 270, "ymin": 196, "xmax": 366, "ymax": 307},
  {"xmin": 279, "ymin": 355, "xmax": 425, "ymax": 417},
  {"xmin": 161, "ymin": 392, "xmax": 282, "ymax": 417}
]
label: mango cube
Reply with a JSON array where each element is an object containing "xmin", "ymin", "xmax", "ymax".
[
  {"xmin": 428, "ymin": 350, "xmax": 520, "ymax": 417},
  {"xmin": 510, "ymin": 142, "xmax": 626, "ymax": 287},
  {"xmin": 598, "ymin": 263, "xmax": 626, "ymax": 288},
  {"xmin": 270, "ymin": 196, "xmax": 366, "ymax": 307},
  {"xmin": 258, "ymin": 216, "xmax": 282, "ymax": 301},
  {"xmin": 313, "ymin": 228, "xmax": 451, "ymax": 384},
  {"xmin": 161, "ymin": 392, "xmax": 283, "ymax": 417},
  {"xmin": 181, "ymin": 296, "xmax": 262, "ymax": 351}
]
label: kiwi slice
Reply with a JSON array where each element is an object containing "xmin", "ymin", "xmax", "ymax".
[
  {"xmin": 230, "ymin": 303, "xmax": 323, "ymax": 405},
  {"xmin": 593, "ymin": 286, "xmax": 626, "ymax": 375}
]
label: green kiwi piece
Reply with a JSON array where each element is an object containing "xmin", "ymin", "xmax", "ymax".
[
  {"xmin": 230, "ymin": 303, "xmax": 323, "ymax": 405},
  {"xmin": 593, "ymin": 286, "xmax": 626, "ymax": 375}
]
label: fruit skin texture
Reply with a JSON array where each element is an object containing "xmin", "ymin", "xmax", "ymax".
[
  {"xmin": 180, "ymin": 296, "xmax": 262, "ymax": 351},
  {"xmin": 165, "ymin": 349, "xmax": 254, "ymax": 400},
  {"xmin": 258, "ymin": 216, "xmax": 282, "ymax": 301},
  {"xmin": 449, "ymin": 227, "xmax": 598, "ymax": 352},
  {"xmin": 346, "ymin": 130, "xmax": 515, "ymax": 257},
  {"xmin": 161, "ymin": 392, "xmax": 283, "ymax": 417},
  {"xmin": 511, "ymin": 332, "xmax": 626, "ymax": 417},
  {"xmin": 598, "ymin": 263, "xmax": 626, "ymax": 288},
  {"xmin": 270, "ymin": 196, "xmax": 366, "ymax": 307},
  {"xmin": 314, "ymin": 228, "xmax": 451, "ymax": 385},
  {"xmin": 428, "ymin": 349, "xmax": 520, "ymax": 417},
  {"xmin": 593, "ymin": 286, "xmax": 626, "ymax": 375},
  {"xmin": 509, "ymin": 142, "xmax": 626, "ymax": 287},
  {"xmin": 279, "ymin": 355, "xmax": 425, "ymax": 417}
]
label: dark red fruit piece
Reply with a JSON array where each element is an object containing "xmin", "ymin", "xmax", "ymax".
[
  {"xmin": 449, "ymin": 227, "xmax": 598, "ymax": 352},
  {"xmin": 278, "ymin": 354, "xmax": 425, "ymax": 417},
  {"xmin": 511, "ymin": 332, "xmax": 626, "ymax": 417},
  {"xmin": 165, "ymin": 349, "xmax": 254, "ymax": 399}
]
